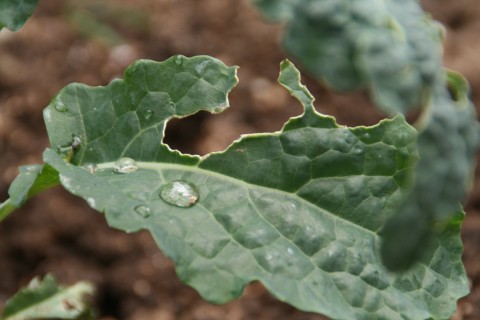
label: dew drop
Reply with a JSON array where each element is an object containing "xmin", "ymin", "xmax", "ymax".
[
  {"xmin": 54, "ymin": 98, "xmax": 68, "ymax": 112},
  {"xmin": 87, "ymin": 197, "xmax": 96, "ymax": 207},
  {"xmin": 113, "ymin": 157, "xmax": 138, "ymax": 174},
  {"xmin": 195, "ymin": 60, "xmax": 210, "ymax": 76},
  {"xmin": 351, "ymin": 144, "xmax": 365, "ymax": 155},
  {"xmin": 174, "ymin": 55, "xmax": 184, "ymax": 66},
  {"xmin": 212, "ymin": 103, "xmax": 227, "ymax": 113},
  {"xmin": 57, "ymin": 135, "xmax": 82, "ymax": 159},
  {"xmin": 134, "ymin": 205, "xmax": 151, "ymax": 218},
  {"xmin": 160, "ymin": 180, "xmax": 199, "ymax": 208},
  {"xmin": 44, "ymin": 109, "xmax": 52, "ymax": 122},
  {"xmin": 144, "ymin": 109, "xmax": 154, "ymax": 120},
  {"xmin": 72, "ymin": 135, "xmax": 82, "ymax": 149},
  {"xmin": 82, "ymin": 162, "xmax": 98, "ymax": 174}
]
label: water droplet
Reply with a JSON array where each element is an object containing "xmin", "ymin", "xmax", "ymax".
[
  {"xmin": 82, "ymin": 162, "xmax": 98, "ymax": 174},
  {"xmin": 44, "ymin": 109, "xmax": 52, "ymax": 122},
  {"xmin": 212, "ymin": 103, "xmax": 227, "ymax": 113},
  {"xmin": 174, "ymin": 55, "xmax": 184, "ymax": 66},
  {"xmin": 352, "ymin": 144, "xmax": 364, "ymax": 155},
  {"xmin": 195, "ymin": 60, "xmax": 210, "ymax": 76},
  {"xmin": 87, "ymin": 197, "xmax": 96, "ymax": 207},
  {"xmin": 144, "ymin": 109, "xmax": 154, "ymax": 120},
  {"xmin": 160, "ymin": 180, "xmax": 199, "ymax": 208},
  {"xmin": 71, "ymin": 135, "xmax": 82, "ymax": 149},
  {"xmin": 57, "ymin": 135, "xmax": 81, "ymax": 160},
  {"xmin": 134, "ymin": 205, "xmax": 151, "ymax": 218},
  {"xmin": 113, "ymin": 157, "xmax": 138, "ymax": 174},
  {"xmin": 54, "ymin": 98, "xmax": 68, "ymax": 112}
]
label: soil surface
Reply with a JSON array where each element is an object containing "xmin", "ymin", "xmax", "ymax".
[{"xmin": 0, "ymin": 1, "xmax": 479, "ymax": 319}]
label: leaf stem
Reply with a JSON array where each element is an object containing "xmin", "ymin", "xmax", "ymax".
[{"xmin": 0, "ymin": 198, "xmax": 16, "ymax": 223}]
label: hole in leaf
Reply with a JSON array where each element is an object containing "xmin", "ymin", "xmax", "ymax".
[{"xmin": 163, "ymin": 111, "xmax": 210, "ymax": 155}]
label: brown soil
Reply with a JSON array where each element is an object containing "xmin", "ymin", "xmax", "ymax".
[{"xmin": 0, "ymin": 1, "xmax": 478, "ymax": 319}]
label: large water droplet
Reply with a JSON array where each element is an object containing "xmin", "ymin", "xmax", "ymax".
[
  {"xmin": 134, "ymin": 205, "xmax": 151, "ymax": 218},
  {"xmin": 144, "ymin": 109, "xmax": 154, "ymax": 120},
  {"xmin": 113, "ymin": 157, "xmax": 138, "ymax": 174},
  {"xmin": 54, "ymin": 98, "xmax": 68, "ymax": 112},
  {"xmin": 82, "ymin": 162, "xmax": 98, "ymax": 174},
  {"xmin": 174, "ymin": 55, "xmax": 184, "ymax": 66},
  {"xmin": 160, "ymin": 180, "xmax": 199, "ymax": 208}
]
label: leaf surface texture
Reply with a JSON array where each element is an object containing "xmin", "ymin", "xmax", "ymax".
[{"xmin": 41, "ymin": 57, "xmax": 468, "ymax": 320}]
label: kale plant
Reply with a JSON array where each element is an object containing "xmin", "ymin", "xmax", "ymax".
[{"xmin": 1, "ymin": 1, "xmax": 479, "ymax": 319}]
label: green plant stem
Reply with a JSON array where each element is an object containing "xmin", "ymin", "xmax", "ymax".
[
  {"xmin": 0, "ymin": 177, "xmax": 60, "ymax": 223},
  {"xmin": 0, "ymin": 199, "xmax": 16, "ymax": 222}
]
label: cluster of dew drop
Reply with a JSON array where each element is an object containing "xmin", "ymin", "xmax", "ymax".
[{"xmin": 81, "ymin": 157, "xmax": 199, "ymax": 216}]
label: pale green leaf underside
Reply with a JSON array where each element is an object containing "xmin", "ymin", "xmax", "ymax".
[
  {"xmin": 42, "ymin": 58, "xmax": 467, "ymax": 320},
  {"xmin": 0, "ymin": 164, "xmax": 59, "ymax": 222},
  {"xmin": 8, "ymin": 164, "xmax": 59, "ymax": 207},
  {"xmin": 0, "ymin": 0, "xmax": 39, "ymax": 31},
  {"xmin": 1, "ymin": 274, "xmax": 94, "ymax": 320}
]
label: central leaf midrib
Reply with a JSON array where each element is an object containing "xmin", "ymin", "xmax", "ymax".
[{"xmin": 96, "ymin": 161, "xmax": 379, "ymax": 237}]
